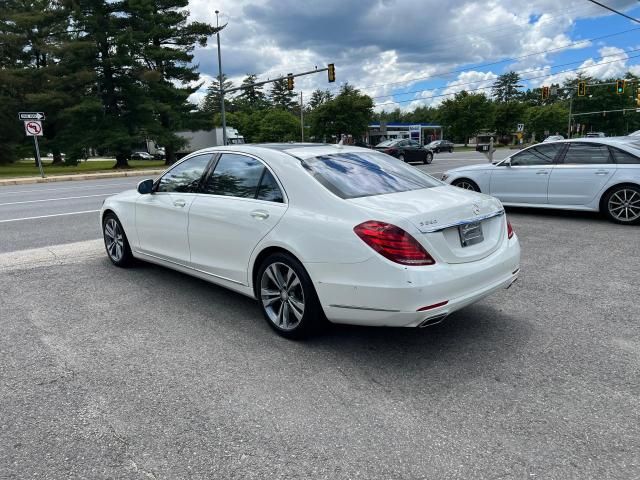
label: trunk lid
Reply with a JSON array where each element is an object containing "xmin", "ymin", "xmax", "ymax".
[{"xmin": 348, "ymin": 186, "xmax": 506, "ymax": 264}]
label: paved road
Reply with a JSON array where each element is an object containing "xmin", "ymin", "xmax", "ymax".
[
  {"xmin": 0, "ymin": 151, "xmax": 501, "ymax": 253},
  {"xmin": 1, "ymin": 208, "xmax": 638, "ymax": 479}
]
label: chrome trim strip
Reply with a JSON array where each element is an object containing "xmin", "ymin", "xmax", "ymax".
[
  {"xmin": 421, "ymin": 209, "xmax": 505, "ymax": 233},
  {"xmin": 329, "ymin": 304, "xmax": 401, "ymax": 313},
  {"xmin": 133, "ymin": 250, "xmax": 246, "ymax": 286}
]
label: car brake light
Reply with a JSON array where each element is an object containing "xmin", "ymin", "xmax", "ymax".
[
  {"xmin": 507, "ymin": 219, "xmax": 514, "ymax": 239},
  {"xmin": 384, "ymin": 148, "xmax": 396, "ymax": 154},
  {"xmin": 354, "ymin": 221, "xmax": 435, "ymax": 266}
]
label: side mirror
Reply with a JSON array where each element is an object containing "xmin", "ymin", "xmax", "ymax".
[{"xmin": 137, "ymin": 179, "xmax": 154, "ymax": 194}]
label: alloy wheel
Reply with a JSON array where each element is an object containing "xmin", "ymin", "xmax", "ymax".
[
  {"xmin": 608, "ymin": 188, "xmax": 640, "ymax": 222},
  {"xmin": 455, "ymin": 180, "xmax": 478, "ymax": 191},
  {"xmin": 104, "ymin": 218, "xmax": 124, "ymax": 262},
  {"xmin": 260, "ymin": 262, "xmax": 305, "ymax": 331}
]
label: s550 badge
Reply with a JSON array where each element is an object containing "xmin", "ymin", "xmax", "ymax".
[{"xmin": 419, "ymin": 219, "xmax": 438, "ymax": 227}]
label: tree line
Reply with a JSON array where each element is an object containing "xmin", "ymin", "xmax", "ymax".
[{"xmin": 375, "ymin": 71, "xmax": 640, "ymax": 145}]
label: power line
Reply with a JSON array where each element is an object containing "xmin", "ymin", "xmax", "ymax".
[
  {"xmin": 337, "ymin": 26, "xmax": 640, "ymax": 94},
  {"xmin": 373, "ymin": 51, "xmax": 640, "ymax": 107},
  {"xmin": 371, "ymin": 46, "xmax": 640, "ymax": 101},
  {"xmin": 585, "ymin": 0, "xmax": 640, "ymax": 23}
]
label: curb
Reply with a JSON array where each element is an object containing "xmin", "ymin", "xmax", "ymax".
[{"xmin": 0, "ymin": 169, "xmax": 166, "ymax": 186}]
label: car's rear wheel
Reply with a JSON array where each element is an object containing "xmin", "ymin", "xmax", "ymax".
[
  {"xmin": 423, "ymin": 152, "xmax": 433, "ymax": 164},
  {"xmin": 603, "ymin": 185, "xmax": 640, "ymax": 224},
  {"xmin": 257, "ymin": 253, "xmax": 325, "ymax": 339},
  {"xmin": 102, "ymin": 213, "xmax": 133, "ymax": 267},
  {"xmin": 452, "ymin": 179, "xmax": 480, "ymax": 192},
  {"xmin": 449, "ymin": 148, "xmax": 454, "ymax": 153}
]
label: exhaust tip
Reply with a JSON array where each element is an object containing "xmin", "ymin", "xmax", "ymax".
[{"xmin": 419, "ymin": 313, "xmax": 448, "ymax": 328}]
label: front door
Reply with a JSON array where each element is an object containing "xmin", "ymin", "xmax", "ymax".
[
  {"xmin": 490, "ymin": 143, "xmax": 563, "ymax": 204},
  {"xmin": 188, "ymin": 153, "xmax": 287, "ymax": 285},
  {"xmin": 135, "ymin": 153, "xmax": 212, "ymax": 264},
  {"xmin": 547, "ymin": 142, "xmax": 616, "ymax": 205}
]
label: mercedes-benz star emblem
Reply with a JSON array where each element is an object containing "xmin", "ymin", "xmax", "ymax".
[{"xmin": 472, "ymin": 204, "xmax": 480, "ymax": 215}]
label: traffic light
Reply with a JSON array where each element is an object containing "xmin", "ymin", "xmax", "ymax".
[
  {"xmin": 616, "ymin": 79, "xmax": 625, "ymax": 94},
  {"xmin": 541, "ymin": 86, "xmax": 550, "ymax": 100},
  {"xmin": 577, "ymin": 81, "xmax": 586, "ymax": 97},
  {"xmin": 286, "ymin": 74, "xmax": 294, "ymax": 91},
  {"xmin": 327, "ymin": 63, "xmax": 336, "ymax": 83}
]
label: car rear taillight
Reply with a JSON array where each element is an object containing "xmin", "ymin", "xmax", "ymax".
[
  {"xmin": 384, "ymin": 148, "xmax": 396, "ymax": 154},
  {"xmin": 354, "ymin": 221, "xmax": 435, "ymax": 266},
  {"xmin": 507, "ymin": 219, "xmax": 514, "ymax": 239}
]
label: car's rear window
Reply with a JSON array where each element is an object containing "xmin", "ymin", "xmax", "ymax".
[{"xmin": 302, "ymin": 151, "xmax": 441, "ymax": 199}]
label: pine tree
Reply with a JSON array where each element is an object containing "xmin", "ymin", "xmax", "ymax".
[
  {"xmin": 308, "ymin": 89, "xmax": 333, "ymax": 110},
  {"xmin": 269, "ymin": 78, "xmax": 296, "ymax": 111},
  {"xmin": 492, "ymin": 72, "xmax": 523, "ymax": 103},
  {"xmin": 233, "ymin": 74, "xmax": 269, "ymax": 112},
  {"xmin": 201, "ymin": 74, "xmax": 234, "ymax": 116}
]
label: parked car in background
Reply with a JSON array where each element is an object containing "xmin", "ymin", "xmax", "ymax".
[
  {"xmin": 131, "ymin": 151, "xmax": 154, "ymax": 160},
  {"xmin": 441, "ymin": 138, "xmax": 640, "ymax": 224},
  {"xmin": 586, "ymin": 132, "xmax": 606, "ymax": 138},
  {"xmin": 374, "ymin": 139, "xmax": 434, "ymax": 164},
  {"xmin": 426, "ymin": 140, "xmax": 454, "ymax": 153},
  {"xmin": 101, "ymin": 144, "xmax": 519, "ymax": 338}
]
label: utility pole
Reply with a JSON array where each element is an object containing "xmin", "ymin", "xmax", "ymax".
[
  {"xmin": 567, "ymin": 89, "xmax": 574, "ymax": 139},
  {"xmin": 215, "ymin": 10, "xmax": 227, "ymax": 146},
  {"xmin": 300, "ymin": 91, "xmax": 304, "ymax": 142}
]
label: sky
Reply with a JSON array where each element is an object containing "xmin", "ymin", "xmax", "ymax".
[{"xmin": 185, "ymin": 0, "xmax": 640, "ymax": 112}]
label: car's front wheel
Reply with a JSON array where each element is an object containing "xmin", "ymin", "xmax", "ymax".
[
  {"xmin": 452, "ymin": 178, "xmax": 480, "ymax": 192},
  {"xmin": 102, "ymin": 213, "xmax": 134, "ymax": 267},
  {"xmin": 603, "ymin": 185, "xmax": 640, "ymax": 224},
  {"xmin": 257, "ymin": 253, "xmax": 325, "ymax": 338}
]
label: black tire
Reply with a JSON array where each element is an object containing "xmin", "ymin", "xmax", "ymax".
[
  {"xmin": 398, "ymin": 154, "xmax": 405, "ymax": 162},
  {"xmin": 256, "ymin": 252, "xmax": 326, "ymax": 339},
  {"xmin": 102, "ymin": 213, "xmax": 134, "ymax": 267},
  {"xmin": 452, "ymin": 178, "xmax": 480, "ymax": 192},
  {"xmin": 449, "ymin": 148, "xmax": 454, "ymax": 153},
  {"xmin": 602, "ymin": 185, "xmax": 640, "ymax": 225},
  {"xmin": 434, "ymin": 148, "xmax": 440, "ymax": 154},
  {"xmin": 423, "ymin": 152, "xmax": 433, "ymax": 164}
]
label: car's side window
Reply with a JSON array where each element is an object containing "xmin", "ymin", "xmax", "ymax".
[
  {"xmin": 156, "ymin": 154, "xmax": 211, "ymax": 193},
  {"xmin": 610, "ymin": 147, "xmax": 640, "ymax": 164},
  {"xmin": 201, "ymin": 153, "xmax": 264, "ymax": 198},
  {"xmin": 256, "ymin": 170, "xmax": 284, "ymax": 203},
  {"xmin": 563, "ymin": 143, "xmax": 612, "ymax": 164},
  {"xmin": 510, "ymin": 144, "xmax": 562, "ymax": 166}
]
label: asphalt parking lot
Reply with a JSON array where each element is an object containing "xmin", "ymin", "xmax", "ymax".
[{"xmin": 1, "ymin": 197, "xmax": 638, "ymax": 478}]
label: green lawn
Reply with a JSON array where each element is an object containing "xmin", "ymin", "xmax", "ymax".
[{"xmin": 0, "ymin": 159, "xmax": 166, "ymax": 179}]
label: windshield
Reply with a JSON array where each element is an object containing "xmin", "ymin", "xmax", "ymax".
[
  {"xmin": 302, "ymin": 151, "xmax": 442, "ymax": 199},
  {"xmin": 375, "ymin": 140, "xmax": 396, "ymax": 147}
]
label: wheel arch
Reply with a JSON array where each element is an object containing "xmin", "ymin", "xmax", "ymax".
[
  {"xmin": 451, "ymin": 177, "xmax": 481, "ymax": 192},
  {"xmin": 598, "ymin": 182, "xmax": 640, "ymax": 212},
  {"xmin": 250, "ymin": 246, "xmax": 304, "ymax": 297}
]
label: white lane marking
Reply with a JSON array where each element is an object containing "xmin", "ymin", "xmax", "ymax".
[
  {"xmin": 0, "ymin": 182, "xmax": 135, "ymax": 196},
  {"xmin": 0, "ymin": 193, "xmax": 117, "ymax": 206},
  {"xmin": 0, "ymin": 210, "xmax": 100, "ymax": 223}
]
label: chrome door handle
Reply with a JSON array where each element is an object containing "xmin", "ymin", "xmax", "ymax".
[
  {"xmin": 536, "ymin": 170, "xmax": 549, "ymax": 175},
  {"xmin": 250, "ymin": 210, "xmax": 269, "ymax": 220},
  {"xmin": 595, "ymin": 170, "xmax": 609, "ymax": 175},
  {"xmin": 173, "ymin": 199, "xmax": 186, "ymax": 208}
]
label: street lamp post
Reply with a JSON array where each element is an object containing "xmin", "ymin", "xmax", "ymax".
[{"xmin": 215, "ymin": 10, "xmax": 227, "ymax": 146}]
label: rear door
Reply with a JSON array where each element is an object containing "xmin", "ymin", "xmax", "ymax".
[
  {"xmin": 188, "ymin": 152, "xmax": 287, "ymax": 285},
  {"xmin": 547, "ymin": 142, "xmax": 615, "ymax": 205},
  {"xmin": 489, "ymin": 143, "xmax": 563, "ymax": 204}
]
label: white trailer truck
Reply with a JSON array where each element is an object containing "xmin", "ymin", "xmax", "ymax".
[{"xmin": 176, "ymin": 127, "xmax": 244, "ymax": 157}]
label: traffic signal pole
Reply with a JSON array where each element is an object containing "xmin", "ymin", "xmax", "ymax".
[
  {"xmin": 567, "ymin": 89, "xmax": 574, "ymax": 138},
  {"xmin": 223, "ymin": 67, "xmax": 332, "ymax": 94}
]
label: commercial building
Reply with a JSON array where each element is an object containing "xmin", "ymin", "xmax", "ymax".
[{"xmin": 367, "ymin": 122, "xmax": 443, "ymax": 146}]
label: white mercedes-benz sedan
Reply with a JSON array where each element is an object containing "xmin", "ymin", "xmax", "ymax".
[
  {"xmin": 101, "ymin": 144, "xmax": 520, "ymax": 338},
  {"xmin": 442, "ymin": 137, "xmax": 640, "ymax": 224}
]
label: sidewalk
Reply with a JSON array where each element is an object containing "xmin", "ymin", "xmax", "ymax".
[{"xmin": 0, "ymin": 169, "xmax": 166, "ymax": 186}]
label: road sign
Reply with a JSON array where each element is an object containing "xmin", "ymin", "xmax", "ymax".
[
  {"xmin": 24, "ymin": 120, "xmax": 43, "ymax": 136},
  {"xmin": 18, "ymin": 112, "xmax": 45, "ymax": 121},
  {"xmin": 516, "ymin": 123, "xmax": 525, "ymax": 132}
]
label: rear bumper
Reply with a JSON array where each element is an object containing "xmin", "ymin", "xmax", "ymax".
[{"xmin": 305, "ymin": 235, "xmax": 520, "ymax": 327}]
